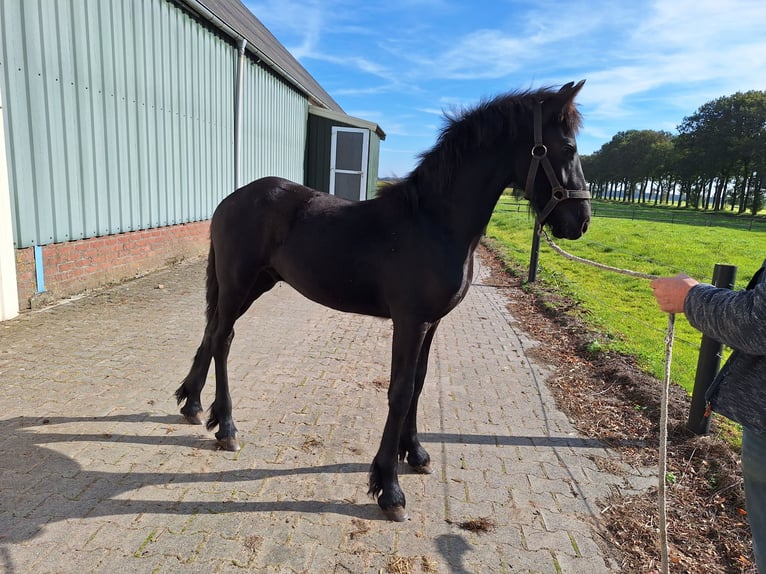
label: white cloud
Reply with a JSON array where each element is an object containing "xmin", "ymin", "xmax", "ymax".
[
  {"xmin": 416, "ymin": 107, "xmax": 446, "ymax": 116},
  {"xmin": 432, "ymin": 29, "xmax": 527, "ymax": 80},
  {"xmin": 246, "ymin": 0, "xmax": 766, "ymax": 173}
]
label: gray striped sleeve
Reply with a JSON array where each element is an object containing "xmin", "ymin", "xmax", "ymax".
[{"xmin": 683, "ymin": 282, "xmax": 766, "ymax": 356}]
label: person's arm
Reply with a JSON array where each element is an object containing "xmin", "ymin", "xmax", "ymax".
[{"xmin": 682, "ymin": 282, "xmax": 766, "ymax": 355}]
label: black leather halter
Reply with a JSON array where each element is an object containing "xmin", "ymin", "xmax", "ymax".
[{"xmin": 524, "ymin": 100, "xmax": 590, "ymax": 228}]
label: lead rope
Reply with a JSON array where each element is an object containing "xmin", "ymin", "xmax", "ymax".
[
  {"xmin": 538, "ymin": 227, "xmax": 674, "ymax": 573},
  {"xmin": 659, "ymin": 313, "xmax": 675, "ymax": 574}
]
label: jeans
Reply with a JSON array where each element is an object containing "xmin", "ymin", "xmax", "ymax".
[{"xmin": 743, "ymin": 427, "xmax": 766, "ymax": 572}]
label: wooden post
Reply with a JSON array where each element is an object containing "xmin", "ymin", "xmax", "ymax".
[
  {"xmin": 686, "ymin": 264, "xmax": 737, "ymax": 435},
  {"xmin": 528, "ymin": 224, "xmax": 541, "ymax": 283}
]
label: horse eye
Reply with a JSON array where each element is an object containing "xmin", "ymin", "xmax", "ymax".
[{"xmin": 562, "ymin": 144, "xmax": 576, "ymax": 155}]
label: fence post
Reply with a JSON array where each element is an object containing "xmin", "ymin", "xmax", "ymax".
[
  {"xmin": 686, "ymin": 263, "xmax": 738, "ymax": 435},
  {"xmin": 528, "ymin": 224, "xmax": 541, "ymax": 282}
]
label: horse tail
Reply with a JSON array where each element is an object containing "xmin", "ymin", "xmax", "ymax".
[{"xmin": 205, "ymin": 241, "xmax": 219, "ymax": 325}]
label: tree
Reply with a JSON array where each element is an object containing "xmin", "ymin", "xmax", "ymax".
[
  {"xmin": 677, "ymin": 90, "xmax": 766, "ymax": 213},
  {"xmin": 582, "ymin": 90, "xmax": 766, "ymax": 214},
  {"xmin": 581, "ymin": 130, "xmax": 674, "ymax": 203}
]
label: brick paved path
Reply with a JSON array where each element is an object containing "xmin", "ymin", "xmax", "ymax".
[{"xmin": 0, "ymin": 252, "xmax": 651, "ymax": 573}]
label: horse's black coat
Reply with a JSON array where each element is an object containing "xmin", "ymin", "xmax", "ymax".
[{"xmin": 176, "ymin": 81, "xmax": 590, "ymax": 521}]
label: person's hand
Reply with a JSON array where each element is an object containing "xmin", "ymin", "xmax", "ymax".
[{"xmin": 650, "ymin": 274, "xmax": 699, "ymax": 314}]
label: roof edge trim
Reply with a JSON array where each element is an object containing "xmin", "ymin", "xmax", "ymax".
[{"xmin": 309, "ymin": 106, "xmax": 386, "ymax": 140}]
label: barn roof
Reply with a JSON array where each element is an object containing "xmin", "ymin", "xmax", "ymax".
[{"xmin": 180, "ymin": 0, "xmax": 343, "ymax": 112}]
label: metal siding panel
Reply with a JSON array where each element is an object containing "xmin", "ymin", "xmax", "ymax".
[
  {"xmin": 149, "ymin": 0, "xmax": 162, "ymax": 226},
  {"xmin": 190, "ymin": 24, "xmax": 200, "ymax": 220},
  {"xmin": 212, "ymin": 40, "xmax": 225, "ymax": 204},
  {"xmin": 84, "ymin": 0, "xmax": 109, "ymax": 238},
  {"xmin": 190, "ymin": 18, "xmax": 201, "ymax": 219},
  {"xmin": 178, "ymin": 8, "xmax": 188, "ymax": 221},
  {"xmin": 26, "ymin": 0, "xmax": 55, "ymax": 245},
  {"xmin": 55, "ymin": 1, "xmax": 83, "ymax": 240},
  {"xmin": 99, "ymin": 0, "xmax": 120, "ymax": 235},
  {"xmin": 123, "ymin": 0, "xmax": 141, "ymax": 232},
  {"xmin": 167, "ymin": 1, "xmax": 178, "ymax": 221},
  {"xmin": 240, "ymin": 61, "xmax": 306, "ymax": 186},
  {"xmin": 204, "ymin": 32, "xmax": 214, "ymax": 215},
  {"xmin": 117, "ymin": 0, "xmax": 135, "ymax": 232},
  {"xmin": 68, "ymin": 0, "xmax": 90, "ymax": 238},
  {"xmin": 181, "ymin": 15, "xmax": 193, "ymax": 222},
  {"xmin": 159, "ymin": 0, "xmax": 173, "ymax": 226},
  {"xmin": 195, "ymin": 26, "xmax": 208, "ymax": 219},
  {"xmin": 1, "ymin": 0, "xmax": 245, "ymax": 247},
  {"xmin": 81, "ymin": 0, "xmax": 102, "ymax": 236},
  {"xmin": 136, "ymin": 0, "xmax": 153, "ymax": 227},
  {"xmin": 218, "ymin": 41, "xmax": 236, "ymax": 207},
  {"xmin": 40, "ymin": 2, "xmax": 69, "ymax": 243}
]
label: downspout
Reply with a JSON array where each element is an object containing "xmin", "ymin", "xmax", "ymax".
[{"xmin": 234, "ymin": 38, "xmax": 247, "ymax": 189}]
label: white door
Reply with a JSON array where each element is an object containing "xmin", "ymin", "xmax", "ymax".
[{"xmin": 330, "ymin": 127, "xmax": 369, "ymax": 200}]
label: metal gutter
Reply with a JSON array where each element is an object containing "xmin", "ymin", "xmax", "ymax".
[{"xmin": 234, "ymin": 37, "xmax": 247, "ymax": 188}]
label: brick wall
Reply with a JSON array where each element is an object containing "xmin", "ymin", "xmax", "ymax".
[{"xmin": 15, "ymin": 221, "xmax": 210, "ymax": 309}]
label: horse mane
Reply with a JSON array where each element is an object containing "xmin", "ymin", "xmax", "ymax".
[{"xmin": 379, "ymin": 87, "xmax": 583, "ymax": 208}]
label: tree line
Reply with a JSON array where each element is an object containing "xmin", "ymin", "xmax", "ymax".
[{"xmin": 581, "ymin": 90, "xmax": 766, "ymax": 215}]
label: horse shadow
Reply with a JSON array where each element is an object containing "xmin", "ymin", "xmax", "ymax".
[
  {"xmin": 0, "ymin": 414, "xmax": 618, "ymax": 573},
  {"xmin": 0, "ymin": 415, "xmax": 378, "ymax": 552}
]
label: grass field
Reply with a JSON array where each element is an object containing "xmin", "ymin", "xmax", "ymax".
[{"xmin": 486, "ymin": 195, "xmax": 766, "ymax": 395}]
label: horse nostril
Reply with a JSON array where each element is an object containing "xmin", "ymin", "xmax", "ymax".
[{"xmin": 581, "ymin": 220, "xmax": 590, "ymax": 234}]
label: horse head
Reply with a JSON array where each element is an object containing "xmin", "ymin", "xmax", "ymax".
[{"xmin": 519, "ymin": 80, "xmax": 591, "ymax": 240}]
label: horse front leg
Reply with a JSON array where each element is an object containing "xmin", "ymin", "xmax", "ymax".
[
  {"xmin": 369, "ymin": 320, "xmax": 429, "ymax": 522},
  {"xmin": 399, "ymin": 320, "xmax": 440, "ymax": 474}
]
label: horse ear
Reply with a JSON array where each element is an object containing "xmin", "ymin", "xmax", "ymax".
[{"xmin": 558, "ymin": 80, "xmax": 586, "ymax": 103}]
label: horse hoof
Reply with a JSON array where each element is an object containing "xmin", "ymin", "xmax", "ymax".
[
  {"xmin": 215, "ymin": 437, "xmax": 241, "ymax": 452},
  {"xmin": 382, "ymin": 506, "xmax": 409, "ymax": 522},
  {"xmin": 411, "ymin": 463, "xmax": 434, "ymax": 475},
  {"xmin": 182, "ymin": 411, "xmax": 205, "ymax": 426}
]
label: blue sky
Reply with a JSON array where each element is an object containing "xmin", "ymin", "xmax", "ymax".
[{"xmin": 244, "ymin": 0, "xmax": 766, "ymax": 178}]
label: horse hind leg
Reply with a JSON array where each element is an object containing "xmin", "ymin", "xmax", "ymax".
[
  {"xmin": 206, "ymin": 272, "xmax": 277, "ymax": 451},
  {"xmin": 176, "ymin": 247, "xmax": 220, "ymax": 425},
  {"xmin": 176, "ymin": 332, "xmax": 214, "ymax": 425}
]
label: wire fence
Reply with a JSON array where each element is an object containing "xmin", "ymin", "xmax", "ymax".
[{"xmin": 495, "ymin": 201, "xmax": 766, "ymax": 232}]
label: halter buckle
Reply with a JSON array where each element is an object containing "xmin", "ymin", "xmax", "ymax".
[{"xmin": 531, "ymin": 144, "xmax": 547, "ymax": 158}]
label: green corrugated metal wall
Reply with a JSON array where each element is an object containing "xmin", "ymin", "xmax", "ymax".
[
  {"xmin": 240, "ymin": 59, "xmax": 306, "ymax": 185},
  {"xmin": 0, "ymin": 0, "xmax": 308, "ymax": 249}
]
